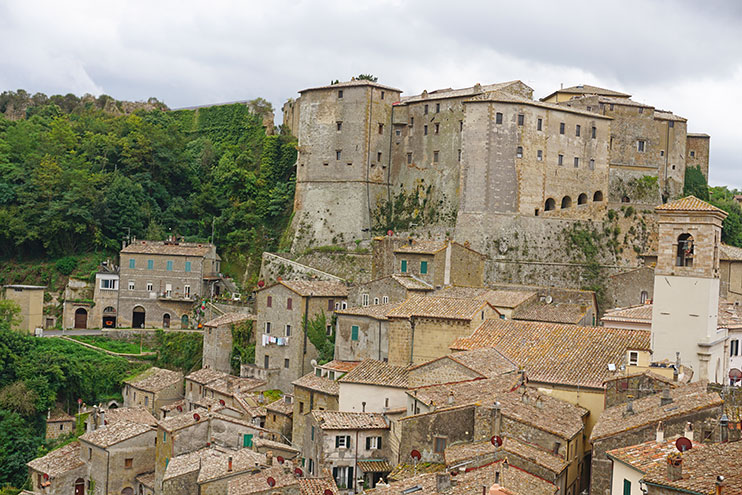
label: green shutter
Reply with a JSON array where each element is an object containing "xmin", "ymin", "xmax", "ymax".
[
  {"xmin": 129, "ymin": 258, "xmax": 135, "ymax": 269},
  {"xmin": 623, "ymin": 479, "xmax": 631, "ymax": 495},
  {"xmin": 401, "ymin": 260, "xmax": 407, "ymax": 273},
  {"xmin": 166, "ymin": 260, "xmax": 173, "ymax": 271},
  {"xmin": 147, "ymin": 259, "xmax": 153, "ymax": 270},
  {"xmin": 351, "ymin": 325, "xmax": 359, "ymax": 341},
  {"xmin": 420, "ymin": 261, "xmax": 428, "ymax": 274},
  {"xmin": 243, "ymin": 434, "xmax": 253, "ymax": 447},
  {"xmin": 185, "ymin": 261, "xmax": 191, "ymax": 272}
]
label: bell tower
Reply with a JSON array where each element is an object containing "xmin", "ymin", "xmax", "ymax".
[{"xmin": 651, "ymin": 196, "xmax": 728, "ymax": 382}]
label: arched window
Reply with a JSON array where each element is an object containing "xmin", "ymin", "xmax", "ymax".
[
  {"xmin": 593, "ymin": 191, "xmax": 604, "ymax": 202},
  {"xmin": 163, "ymin": 313, "xmax": 171, "ymax": 329},
  {"xmin": 181, "ymin": 314, "xmax": 189, "ymax": 329},
  {"xmin": 621, "ymin": 195, "xmax": 630, "ymax": 203},
  {"xmin": 640, "ymin": 291, "xmax": 649, "ymax": 304},
  {"xmin": 545, "ymin": 198, "xmax": 556, "ymax": 211},
  {"xmin": 561, "ymin": 196, "xmax": 572, "ymax": 209},
  {"xmin": 676, "ymin": 233, "xmax": 694, "ymax": 267},
  {"xmin": 577, "ymin": 193, "xmax": 588, "ymax": 205},
  {"xmin": 103, "ymin": 306, "xmax": 116, "ymax": 314}
]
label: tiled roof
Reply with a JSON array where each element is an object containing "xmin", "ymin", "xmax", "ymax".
[
  {"xmin": 253, "ymin": 437, "xmax": 300, "ymax": 453},
  {"xmin": 602, "ymin": 304, "xmax": 653, "ymax": 324},
  {"xmin": 125, "ymin": 367, "xmax": 183, "ymax": 393},
  {"xmin": 606, "ymin": 435, "xmax": 705, "ymax": 474},
  {"xmin": 590, "ymin": 381, "xmax": 722, "ymax": 441},
  {"xmin": 313, "ymin": 411, "xmax": 389, "ymax": 430},
  {"xmin": 160, "ymin": 399, "xmax": 187, "ymax": 414},
  {"xmin": 164, "ymin": 448, "xmax": 207, "ymax": 480},
  {"xmin": 471, "ymin": 91, "xmax": 613, "ymax": 119},
  {"xmin": 719, "ymin": 300, "xmax": 742, "ymax": 329},
  {"xmin": 186, "ymin": 367, "xmax": 228, "ymax": 385},
  {"xmin": 338, "ymin": 359, "xmax": 410, "ymax": 388},
  {"xmin": 265, "ymin": 396, "xmax": 294, "ymax": 415},
  {"xmin": 642, "ymin": 439, "xmax": 742, "ymax": 493},
  {"xmin": 300, "ymin": 79, "xmax": 402, "ymax": 94},
  {"xmin": 391, "ymin": 274, "xmax": 434, "ymax": 290},
  {"xmin": 543, "ymin": 84, "xmax": 630, "ymax": 99},
  {"xmin": 448, "ymin": 348, "xmax": 518, "ymax": 377},
  {"xmin": 279, "ymin": 280, "xmax": 349, "ymax": 297},
  {"xmin": 602, "ymin": 369, "xmax": 679, "ymax": 387},
  {"xmin": 204, "ymin": 312, "xmax": 256, "ymax": 327},
  {"xmin": 105, "ymin": 406, "xmax": 157, "ymax": 426},
  {"xmin": 502, "ymin": 437, "xmax": 569, "ymax": 474},
  {"xmin": 27, "ymin": 441, "xmax": 85, "ymax": 477},
  {"xmin": 655, "ymin": 196, "xmax": 727, "ymax": 214},
  {"xmin": 598, "ymin": 95, "xmax": 653, "ymax": 108},
  {"xmin": 356, "ymin": 460, "xmax": 394, "ymax": 473},
  {"xmin": 409, "ymin": 375, "xmax": 518, "ymax": 408},
  {"xmin": 320, "ymin": 360, "xmax": 361, "ymax": 373},
  {"xmin": 451, "ymin": 319, "xmax": 651, "ymax": 389},
  {"xmin": 227, "ymin": 465, "xmax": 299, "ymax": 494},
  {"xmin": 335, "ymin": 302, "xmax": 400, "ymax": 321},
  {"xmin": 292, "ymin": 372, "xmax": 339, "ymax": 396},
  {"xmin": 79, "ymin": 420, "xmax": 153, "ymax": 447},
  {"xmin": 206, "ymin": 375, "xmax": 265, "ymax": 396},
  {"xmin": 720, "ymin": 243, "xmax": 742, "ymax": 261},
  {"xmin": 654, "ymin": 110, "xmax": 687, "ymax": 122},
  {"xmin": 197, "ymin": 448, "xmax": 267, "ymax": 483},
  {"xmin": 47, "ymin": 409, "xmax": 75, "ymax": 422},
  {"xmin": 387, "ymin": 295, "xmax": 493, "ymax": 320},
  {"xmin": 299, "ymin": 478, "xmax": 340, "ymax": 495},
  {"xmin": 512, "ymin": 301, "xmax": 587, "ymax": 325},
  {"xmin": 136, "ymin": 472, "xmax": 155, "ymax": 489},
  {"xmin": 394, "ymin": 240, "xmax": 447, "ymax": 254},
  {"xmin": 387, "ymin": 463, "xmax": 445, "ymax": 482},
  {"xmin": 121, "ymin": 240, "xmax": 212, "ymax": 257},
  {"xmin": 443, "ymin": 439, "xmax": 495, "ymax": 466},
  {"xmin": 400, "ymin": 80, "xmax": 526, "ymax": 104},
  {"xmin": 159, "ymin": 409, "xmax": 209, "ymax": 432},
  {"xmin": 435, "ymin": 286, "xmax": 536, "ymax": 309}
]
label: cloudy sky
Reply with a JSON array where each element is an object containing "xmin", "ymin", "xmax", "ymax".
[{"xmin": 1, "ymin": 0, "xmax": 739, "ymax": 188}]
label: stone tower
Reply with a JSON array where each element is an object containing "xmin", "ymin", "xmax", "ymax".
[
  {"xmin": 290, "ymin": 80, "xmax": 402, "ymax": 250},
  {"xmin": 650, "ymin": 196, "xmax": 729, "ymax": 383}
]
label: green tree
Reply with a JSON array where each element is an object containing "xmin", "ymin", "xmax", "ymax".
[
  {"xmin": 0, "ymin": 300, "xmax": 21, "ymax": 329},
  {"xmin": 0, "ymin": 410, "xmax": 40, "ymax": 487},
  {"xmin": 356, "ymin": 74, "xmax": 378, "ymax": 82},
  {"xmin": 683, "ymin": 165, "xmax": 709, "ymax": 200},
  {"xmin": 303, "ymin": 312, "xmax": 335, "ymax": 364}
]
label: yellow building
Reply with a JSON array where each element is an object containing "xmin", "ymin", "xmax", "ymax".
[{"xmin": 1, "ymin": 284, "xmax": 45, "ymax": 333}]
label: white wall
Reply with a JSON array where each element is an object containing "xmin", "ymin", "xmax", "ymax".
[
  {"xmin": 338, "ymin": 383, "xmax": 407, "ymax": 412},
  {"xmin": 609, "ymin": 460, "xmax": 643, "ymax": 495}
]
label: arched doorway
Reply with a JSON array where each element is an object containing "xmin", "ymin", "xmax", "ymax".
[
  {"xmin": 121, "ymin": 488, "xmax": 134, "ymax": 495},
  {"xmin": 621, "ymin": 195, "xmax": 630, "ymax": 203},
  {"xmin": 132, "ymin": 306, "xmax": 145, "ymax": 329},
  {"xmin": 561, "ymin": 196, "xmax": 572, "ymax": 209},
  {"xmin": 593, "ymin": 191, "xmax": 604, "ymax": 202},
  {"xmin": 577, "ymin": 193, "xmax": 588, "ymax": 205},
  {"xmin": 545, "ymin": 198, "xmax": 556, "ymax": 211},
  {"xmin": 74, "ymin": 308, "xmax": 88, "ymax": 329},
  {"xmin": 74, "ymin": 478, "xmax": 85, "ymax": 495},
  {"xmin": 676, "ymin": 233, "xmax": 694, "ymax": 267},
  {"xmin": 102, "ymin": 306, "xmax": 116, "ymax": 328},
  {"xmin": 181, "ymin": 314, "xmax": 189, "ymax": 329},
  {"xmin": 163, "ymin": 313, "xmax": 171, "ymax": 329}
]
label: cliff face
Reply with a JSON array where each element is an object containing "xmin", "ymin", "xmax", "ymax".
[{"xmin": 0, "ymin": 90, "xmax": 168, "ymax": 120}]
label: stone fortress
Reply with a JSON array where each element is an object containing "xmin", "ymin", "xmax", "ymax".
[{"xmin": 282, "ymin": 79, "xmax": 710, "ymax": 276}]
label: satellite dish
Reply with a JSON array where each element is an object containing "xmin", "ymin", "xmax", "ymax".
[
  {"xmin": 193, "ymin": 413, "xmax": 201, "ymax": 421},
  {"xmin": 324, "ymin": 490, "xmax": 334, "ymax": 495},
  {"xmin": 450, "ymin": 470, "xmax": 458, "ymax": 477},
  {"xmin": 491, "ymin": 435, "xmax": 503, "ymax": 447},
  {"xmin": 177, "ymin": 405, "xmax": 183, "ymax": 412},
  {"xmin": 545, "ymin": 295, "xmax": 553, "ymax": 304},
  {"xmin": 676, "ymin": 437, "xmax": 692, "ymax": 452},
  {"xmin": 310, "ymin": 359, "xmax": 318, "ymax": 368},
  {"xmin": 729, "ymin": 368, "xmax": 742, "ymax": 382},
  {"xmin": 267, "ymin": 477, "xmax": 276, "ymax": 487},
  {"xmin": 294, "ymin": 467, "xmax": 304, "ymax": 477},
  {"xmin": 219, "ymin": 399, "xmax": 226, "ymax": 406},
  {"xmin": 277, "ymin": 456, "xmax": 285, "ymax": 464},
  {"xmin": 410, "ymin": 449, "xmax": 421, "ymax": 461}
]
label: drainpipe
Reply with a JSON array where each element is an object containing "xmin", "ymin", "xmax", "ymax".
[
  {"xmin": 105, "ymin": 449, "xmax": 110, "ymax": 495},
  {"xmin": 378, "ymin": 320, "xmax": 382, "ymax": 361},
  {"xmin": 354, "ymin": 429, "xmax": 360, "ymax": 494},
  {"xmin": 365, "ymin": 86, "xmax": 374, "ymax": 235},
  {"xmin": 409, "ymin": 316, "xmax": 416, "ymax": 365},
  {"xmin": 387, "ymin": 104, "xmax": 395, "ymax": 221},
  {"xmin": 301, "ymin": 295, "xmax": 310, "ymax": 376}
]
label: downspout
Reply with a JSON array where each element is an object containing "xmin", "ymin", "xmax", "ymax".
[
  {"xmin": 378, "ymin": 320, "xmax": 382, "ymax": 361},
  {"xmin": 354, "ymin": 429, "xmax": 360, "ymax": 494},
  {"xmin": 386, "ymin": 104, "xmax": 395, "ymax": 224},
  {"xmin": 302, "ymin": 295, "xmax": 310, "ymax": 376},
  {"xmin": 105, "ymin": 449, "xmax": 110, "ymax": 495},
  {"xmin": 365, "ymin": 86, "xmax": 374, "ymax": 236},
  {"xmin": 408, "ymin": 316, "xmax": 416, "ymax": 365}
]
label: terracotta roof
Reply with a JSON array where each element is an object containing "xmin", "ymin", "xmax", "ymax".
[
  {"xmin": 409, "ymin": 375, "xmax": 518, "ymax": 408},
  {"xmin": 602, "ymin": 304, "xmax": 653, "ymax": 324},
  {"xmin": 394, "ymin": 240, "xmax": 447, "ymax": 254},
  {"xmin": 186, "ymin": 367, "xmax": 228, "ymax": 385},
  {"xmin": 121, "ymin": 240, "xmax": 213, "ymax": 257},
  {"xmin": 204, "ymin": 312, "xmax": 256, "ymax": 327},
  {"xmin": 606, "ymin": 435, "xmax": 705, "ymax": 474},
  {"xmin": 642, "ymin": 440, "xmax": 742, "ymax": 494},
  {"xmin": 320, "ymin": 360, "xmax": 361, "ymax": 373},
  {"xmin": 654, "ymin": 110, "xmax": 687, "ymax": 122},
  {"xmin": 443, "ymin": 439, "xmax": 495, "ymax": 466},
  {"xmin": 720, "ymin": 243, "xmax": 742, "ymax": 261},
  {"xmin": 136, "ymin": 472, "xmax": 155, "ymax": 489},
  {"xmin": 227, "ymin": 465, "xmax": 299, "ymax": 494},
  {"xmin": 602, "ymin": 369, "xmax": 679, "ymax": 387},
  {"xmin": 27, "ymin": 441, "xmax": 85, "ymax": 477},
  {"xmin": 335, "ymin": 302, "xmax": 400, "ymax": 321},
  {"xmin": 590, "ymin": 381, "xmax": 722, "ymax": 441},
  {"xmin": 300, "ymin": 79, "xmax": 402, "ymax": 94},
  {"xmin": 387, "ymin": 463, "xmax": 445, "ymax": 482},
  {"xmin": 356, "ymin": 460, "xmax": 394, "ymax": 473},
  {"xmin": 159, "ymin": 409, "xmax": 209, "ymax": 432},
  {"xmin": 391, "ymin": 273, "xmax": 434, "ymax": 290},
  {"xmin": 542, "ymin": 84, "xmax": 631, "ymax": 100},
  {"xmin": 435, "ymin": 286, "xmax": 536, "ymax": 309},
  {"xmin": 160, "ymin": 399, "xmax": 187, "ymax": 414},
  {"xmin": 197, "ymin": 448, "xmax": 267, "ymax": 483},
  {"xmin": 292, "ymin": 372, "xmax": 339, "ymax": 396},
  {"xmin": 79, "ymin": 420, "xmax": 153, "ymax": 447},
  {"xmin": 313, "ymin": 410, "xmax": 389, "ymax": 430},
  {"xmin": 512, "ymin": 301, "xmax": 587, "ymax": 325},
  {"xmin": 164, "ymin": 448, "xmax": 207, "ymax": 480},
  {"xmin": 265, "ymin": 396, "xmax": 294, "ymax": 415},
  {"xmin": 278, "ymin": 280, "xmax": 349, "ymax": 297},
  {"xmin": 448, "ymin": 348, "xmax": 519, "ymax": 377},
  {"xmin": 387, "ymin": 295, "xmax": 494, "ymax": 320},
  {"xmin": 47, "ymin": 409, "xmax": 75, "ymax": 422},
  {"xmin": 719, "ymin": 300, "xmax": 742, "ymax": 329},
  {"xmin": 125, "ymin": 367, "xmax": 183, "ymax": 393},
  {"xmin": 206, "ymin": 375, "xmax": 266, "ymax": 396},
  {"xmin": 471, "ymin": 91, "xmax": 613, "ymax": 119},
  {"xmin": 400, "ymin": 80, "xmax": 527, "ymax": 104},
  {"xmin": 451, "ymin": 319, "xmax": 651, "ymax": 389},
  {"xmin": 655, "ymin": 196, "xmax": 727, "ymax": 214},
  {"xmin": 338, "ymin": 359, "xmax": 410, "ymax": 388},
  {"xmin": 253, "ymin": 437, "xmax": 300, "ymax": 453},
  {"xmin": 299, "ymin": 478, "xmax": 340, "ymax": 495},
  {"xmin": 105, "ymin": 406, "xmax": 157, "ymax": 426},
  {"xmin": 502, "ymin": 437, "xmax": 569, "ymax": 474}
]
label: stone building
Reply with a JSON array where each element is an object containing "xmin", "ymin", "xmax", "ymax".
[
  {"xmin": 27, "ymin": 441, "xmax": 87, "ymax": 495},
  {"xmin": 347, "ymin": 273, "xmax": 432, "ymax": 308},
  {"xmin": 248, "ymin": 280, "xmax": 348, "ymax": 392},
  {"xmin": 92, "ymin": 261, "xmax": 119, "ymax": 328},
  {"xmin": 45, "ymin": 409, "xmax": 75, "ymax": 440},
  {"xmin": 391, "ymin": 240, "xmax": 486, "ymax": 289},
  {"xmin": 123, "ymin": 367, "xmax": 184, "ymax": 418},
  {"xmin": 118, "ymin": 239, "xmax": 222, "ymax": 329},
  {"xmin": 605, "ymin": 266, "xmax": 655, "ymax": 309},
  {"xmin": 2, "ymin": 284, "xmax": 45, "ymax": 332},
  {"xmin": 602, "ymin": 370, "xmax": 683, "ymax": 409},
  {"xmin": 589, "ymin": 380, "xmax": 724, "ymax": 495},
  {"xmin": 720, "ymin": 243, "xmax": 742, "ymax": 304},
  {"xmin": 227, "ymin": 463, "xmax": 339, "ymax": 495},
  {"xmin": 203, "ymin": 312, "xmax": 256, "ymax": 374},
  {"xmin": 337, "ymin": 359, "xmax": 411, "ymax": 413},
  {"xmin": 265, "ymin": 394, "xmax": 294, "ymax": 443},
  {"xmin": 303, "ymin": 411, "xmax": 391, "ymax": 492},
  {"xmin": 334, "ymin": 303, "xmax": 396, "ymax": 362}
]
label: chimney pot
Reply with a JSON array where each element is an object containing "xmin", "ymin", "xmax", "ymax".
[
  {"xmin": 684, "ymin": 422, "xmax": 694, "ymax": 442},
  {"xmin": 266, "ymin": 451, "xmax": 273, "ymax": 465},
  {"xmin": 228, "ymin": 456, "xmax": 233, "ymax": 472},
  {"xmin": 656, "ymin": 421, "xmax": 664, "ymax": 443},
  {"xmin": 660, "ymin": 388, "xmax": 673, "ymax": 406},
  {"xmin": 667, "ymin": 453, "xmax": 682, "ymax": 481}
]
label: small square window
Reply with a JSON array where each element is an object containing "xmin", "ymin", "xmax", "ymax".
[
  {"xmin": 629, "ymin": 351, "xmax": 639, "ymax": 366},
  {"xmin": 559, "ymin": 122, "xmax": 565, "ymax": 134},
  {"xmin": 433, "ymin": 151, "xmax": 439, "ymax": 163},
  {"xmin": 380, "ymin": 91, "xmax": 385, "ymax": 100},
  {"xmin": 395, "ymin": 129, "xmax": 401, "ymax": 136},
  {"xmin": 516, "ymin": 146, "xmax": 523, "ymax": 158},
  {"xmin": 401, "ymin": 260, "xmax": 407, "ymax": 273},
  {"xmin": 591, "ymin": 126, "xmax": 597, "ymax": 139},
  {"xmin": 537, "ymin": 118, "xmax": 543, "ymax": 131},
  {"xmin": 420, "ymin": 261, "xmax": 428, "ymax": 274},
  {"xmin": 660, "ymin": 150, "xmax": 665, "ymax": 157},
  {"xmin": 125, "ymin": 458, "xmax": 133, "ymax": 469},
  {"xmin": 338, "ymin": 90, "xmax": 343, "ymax": 99},
  {"xmin": 337, "ymin": 121, "xmax": 342, "ymax": 131},
  {"xmin": 575, "ymin": 125, "xmax": 581, "ymax": 137},
  {"xmin": 589, "ymin": 159, "xmax": 595, "ymax": 170},
  {"xmin": 336, "ymin": 150, "xmax": 342, "ymax": 160},
  {"xmin": 574, "ymin": 157, "xmax": 579, "ymax": 168},
  {"xmin": 496, "ymin": 112, "xmax": 503, "ymax": 124},
  {"xmin": 347, "ymin": 162, "xmax": 352, "ymax": 166},
  {"xmin": 128, "ymin": 281, "xmax": 135, "ymax": 291},
  {"xmin": 409, "ymin": 117, "xmax": 414, "ymax": 126},
  {"xmin": 537, "ymin": 150, "xmax": 543, "ymax": 161},
  {"xmin": 690, "ymin": 151, "xmax": 695, "ymax": 158},
  {"xmin": 517, "ymin": 114, "xmax": 524, "ymax": 126},
  {"xmin": 558, "ymin": 154, "xmax": 564, "ymax": 166}
]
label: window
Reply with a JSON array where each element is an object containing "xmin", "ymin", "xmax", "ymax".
[
  {"xmin": 434, "ymin": 437, "xmax": 447, "ymax": 453},
  {"xmin": 395, "ymin": 129, "xmax": 401, "ymax": 136},
  {"xmin": 311, "ymin": 426, "xmax": 315, "ymax": 441},
  {"xmin": 407, "ymin": 152, "xmax": 413, "ymax": 164},
  {"xmin": 424, "ymin": 125, "xmax": 428, "ymax": 136},
  {"xmin": 591, "ymin": 126, "xmax": 596, "ymax": 139},
  {"xmin": 287, "ymin": 297, "xmax": 293, "ymax": 310},
  {"xmin": 165, "ymin": 283, "xmax": 172, "ymax": 297},
  {"xmin": 434, "ymin": 123, "xmax": 439, "ymax": 134},
  {"xmin": 424, "ymin": 104, "xmax": 428, "ymax": 115},
  {"xmin": 401, "ymin": 260, "xmax": 407, "ymax": 273},
  {"xmin": 640, "ymin": 290, "xmax": 649, "ymax": 304},
  {"xmin": 129, "ymin": 258, "xmax": 135, "ymax": 269},
  {"xmin": 337, "ymin": 121, "xmax": 342, "ymax": 131},
  {"xmin": 351, "ymin": 325, "xmax": 359, "ymax": 341},
  {"xmin": 629, "ymin": 351, "xmax": 639, "ymax": 366},
  {"xmin": 284, "ymin": 358, "xmax": 290, "ymax": 369},
  {"xmin": 285, "ymin": 324, "xmax": 291, "ymax": 336},
  {"xmin": 377, "ymin": 151, "xmax": 382, "ymax": 162},
  {"xmin": 338, "ymin": 90, "xmax": 343, "ymax": 98},
  {"xmin": 336, "ymin": 150, "xmax": 342, "ymax": 160},
  {"xmin": 433, "ymin": 150, "xmax": 439, "ymax": 162},
  {"xmin": 100, "ymin": 279, "xmax": 117, "ymax": 290},
  {"xmin": 89, "ymin": 447, "xmax": 92, "ymax": 459},
  {"xmin": 184, "ymin": 261, "xmax": 191, "ymax": 272},
  {"xmin": 366, "ymin": 436, "xmax": 382, "ymax": 449},
  {"xmin": 333, "ymin": 466, "xmax": 353, "ymax": 490},
  {"xmin": 435, "ymin": 103, "xmax": 440, "ymax": 113},
  {"xmin": 575, "ymin": 124, "xmax": 581, "ymax": 137},
  {"xmin": 676, "ymin": 233, "xmax": 694, "ymax": 267},
  {"xmin": 264, "ymin": 355, "xmax": 270, "ymax": 369},
  {"xmin": 299, "ymin": 402, "xmax": 304, "ymax": 413},
  {"xmin": 623, "ymin": 479, "xmax": 631, "ymax": 495},
  {"xmin": 409, "ymin": 117, "xmax": 414, "ymax": 127},
  {"xmin": 537, "ymin": 118, "xmax": 542, "ymax": 131},
  {"xmin": 326, "ymin": 324, "xmax": 333, "ymax": 336},
  {"xmin": 383, "ymin": 296, "xmax": 389, "ymax": 304},
  {"xmin": 589, "ymin": 159, "xmax": 595, "ymax": 170},
  {"xmin": 328, "ymin": 299, "xmax": 334, "ymax": 311},
  {"xmin": 731, "ymin": 339, "xmax": 740, "ymax": 357},
  {"xmin": 574, "ymin": 157, "xmax": 579, "ymax": 168},
  {"xmin": 458, "ymin": 149, "xmax": 462, "ymax": 162},
  {"xmin": 184, "ymin": 285, "xmax": 190, "ymax": 297},
  {"xmin": 323, "ymin": 162, "xmax": 328, "ymax": 166},
  {"xmin": 267, "ymin": 295, "xmax": 272, "ymax": 308},
  {"xmin": 637, "ymin": 140, "xmax": 646, "ymax": 152},
  {"xmin": 660, "ymin": 150, "xmax": 665, "ymax": 157},
  {"xmin": 516, "ymin": 146, "xmax": 523, "ymax": 158},
  {"xmin": 669, "ymin": 120, "xmax": 674, "ymax": 128},
  {"xmin": 147, "ymin": 259, "xmax": 153, "ymax": 270},
  {"xmin": 373, "ymin": 297, "xmax": 379, "ymax": 305},
  {"xmin": 128, "ymin": 281, "xmax": 135, "ymax": 291},
  {"xmin": 336, "ymin": 435, "xmax": 350, "ymax": 448},
  {"xmin": 496, "ymin": 112, "xmax": 503, "ymax": 124},
  {"xmin": 265, "ymin": 322, "xmax": 271, "ymax": 333},
  {"xmin": 144, "ymin": 396, "xmax": 149, "ymax": 406},
  {"xmin": 420, "ymin": 261, "xmax": 428, "ymax": 274},
  {"xmin": 690, "ymin": 151, "xmax": 696, "ymax": 158},
  {"xmin": 610, "ymin": 104, "xmax": 614, "ymax": 111},
  {"xmin": 517, "ymin": 114, "xmax": 524, "ymax": 126},
  {"xmin": 144, "ymin": 282, "xmax": 152, "ymax": 292},
  {"xmin": 559, "ymin": 122, "xmax": 565, "ymax": 134},
  {"xmin": 638, "ymin": 107, "xmax": 643, "ymax": 114},
  {"xmin": 558, "ymin": 154, "xmax": 564, "ymax": 166},
  {"xmin": 587, "ymin": 106, "xmax": 592, "ymax": 112},
  {"xmin": 362, "ymin": 293, "xmax": 370, "ymax": 307},
  {"xmin": 166, "ymin": 260, "xmax": 173, "ymax": 271},
  {"xmin": 378, "ymin": 123, "xmax": 384, "ymax": 135},
  {"xmin": 537, "ymin": 150, "xmax": 543, "ymax": 161},
  {"xmin": 459, "ymin": 120, "xmax": 463, "ymax": 131}
]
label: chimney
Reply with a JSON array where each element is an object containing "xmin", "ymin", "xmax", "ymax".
[
  {"xmin": 667, "ymin": 453, "xmax": 682, "ymax": 481},
  {"xmin": 493, "ymin": 402, "xmax": 502, "ymax": 436},
  {"xmin": 674, "ymin": 352, "xmax": 681, "ymax": 382},
  {"xmin": 660, "ymin": 388, "xmax": 673, "ymax": 406},
  {"xmin": 447, "ymin": 392, "xmax": 455, "ymax": 406},
  {"xmin": 656, "ymin": 421, "xmax": 664, "ymax": 443},
  {"xmin": 624, "ymin": 397, "xmax": 635, "ymax": 417},
  {"xmin": 228, "ymin": 456, "xmax": 233, "ymax": 472},
  {"xmin": 362, "ymin": 401, "xmax": 366, "ymax": 412},
  {"xmin": 684, "ymin": 422, "xmax": 694, "ymax": 441},
  {"xmin": 266, "ymin": 451, "xmax": 273, "ymax": 466},
  {"xmin": 436, "ymin": 473, "xmax": 451, "ymax": 493},
  {"xmin": 716, "ymin": 475, "xmax": 725, "ymax": 495}
]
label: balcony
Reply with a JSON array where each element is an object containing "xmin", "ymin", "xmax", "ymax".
[{"xmin": 157, "ymin": 292, "xmax": 197, "ymax": 302}]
